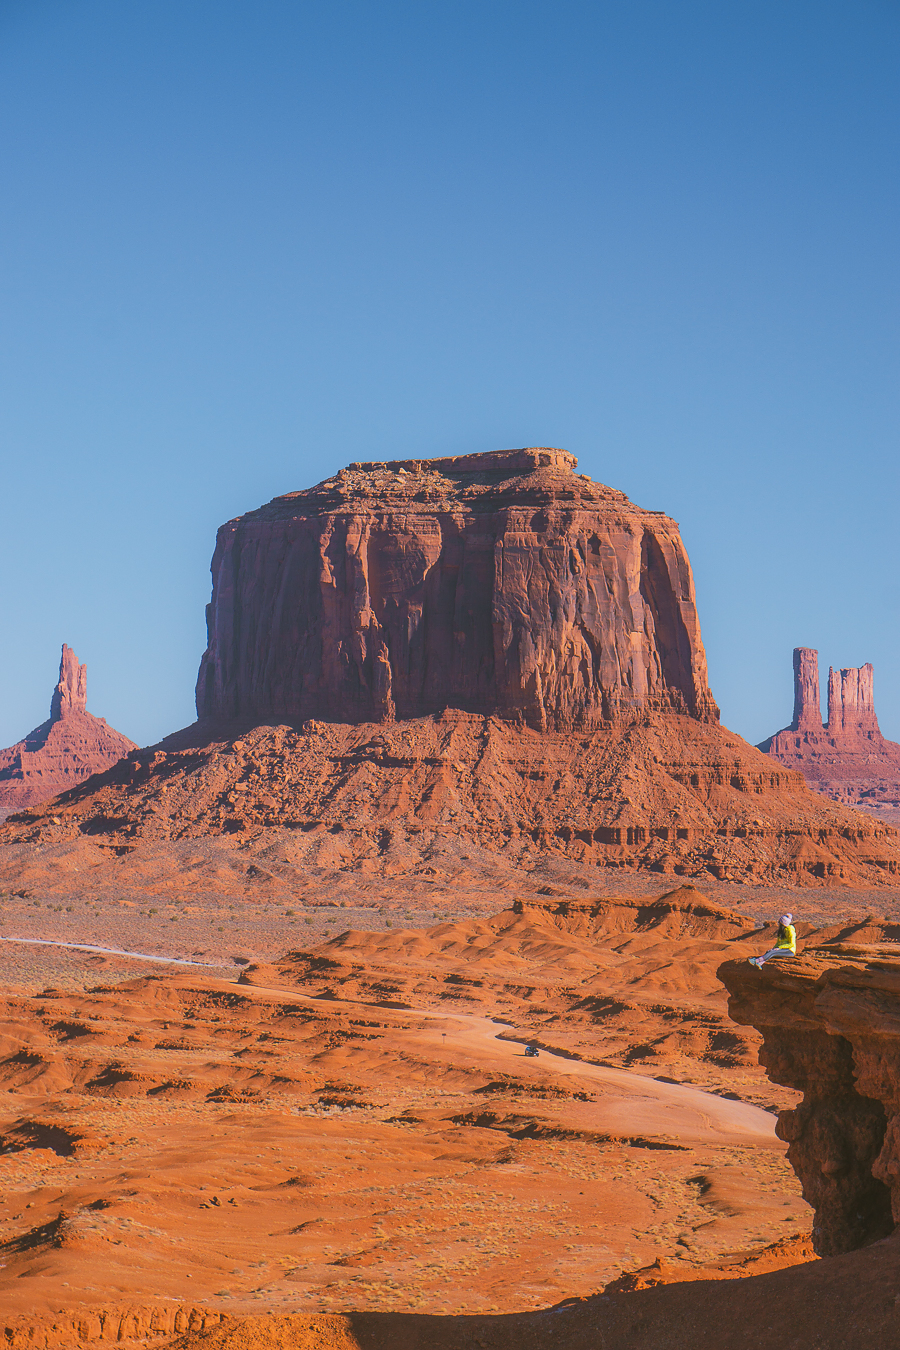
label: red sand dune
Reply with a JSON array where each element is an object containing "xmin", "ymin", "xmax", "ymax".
[{"xmin": 0, "ymin": 887, "xmax": 823, "ymax": 1347}]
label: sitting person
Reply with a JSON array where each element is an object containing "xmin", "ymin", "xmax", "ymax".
[{"xmin": 749, "ymin": 913, "xmax": 796, "ymax": 967}]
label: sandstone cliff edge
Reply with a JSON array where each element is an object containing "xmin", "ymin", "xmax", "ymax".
[{"xmin": 720, "ymin": 943, "xmax": 900, "ymax": 1255}]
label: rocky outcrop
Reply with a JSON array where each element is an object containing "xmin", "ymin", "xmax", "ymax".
[
  {"xmin": 49, "ymin": 645, "xmax": 88, "ymax": 721},
  {"xmin": 790, "ymin": 647, "xmax": 823, "ymax": 731},
  {"xmin": 196, "ymin": 448, "xmax": 720, "ymax": 731},
  {"xmin": 827, "ymin": 663, "xmax": 879, "ymax": 735},
  {"xmin": 720, "ymin": 946, "xmax": 900, "ymax": 1255},
  {"xmin": 5, "ymin": 706, "xmax": 900, "ymax": 888},
  {"xmin": 759, "ymin": 648, "xmax": 900, "ymax": 812},
  {"xmin": 5, "ymin": 457, "xmax": 900, "ymax": 887},
  {"xmin": 0, "ymin": 646, "xmax": 136, "ymax": 817},
  {"xmin": 2, "ymin": 1304, "xmax": 224, "ymax": 1350}
]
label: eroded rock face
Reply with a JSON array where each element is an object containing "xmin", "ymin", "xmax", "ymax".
[
  {"xmin": 49, "ymin": 645, "xmax": 88, "ymax": 721},
  {"xmin": 759, "ymin": 648, "xmax": 900, "ymax": 813},
  {"xmin": 5, "ymin": 711, "xmax": 900, "ymax": 888},
  {"xmin": 828, "ymin": 663, "xmax": 878, "ymax": 736},
  {"xmin": 0, "ymin": 646, "xmax": 136, "ymax": 818},
  {"xmin": 196, "ymin": 448, "xmax": 720, "ymax": 730},
  {"xmin": 720, "ymin": 950, "xmax": 900, "ymax": 1255},
  {"xmin": 791, "ymin": 648, "xmax": 823, "ymax": 732},
  {"xmin": 5, "ymin": 460, "xmax": 900, "ymax": 887}
]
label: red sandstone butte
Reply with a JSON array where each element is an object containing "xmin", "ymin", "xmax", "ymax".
[
  {"xmin": 0, "ymin": 645, "xmax": 136, "ymax": 817},
  {"xmin": 196, "ymin": 447, "xmax": 720, "ymax": 730},
  {"xmin": 759, "ymin": 647, "xmax": 900, "ymax": 810},
  {"xmin": 5, "ymin": 456, "xmax": 900, "ymax": 887}
]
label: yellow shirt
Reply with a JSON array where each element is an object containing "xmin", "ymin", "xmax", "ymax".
[{"xmin": 776, "ymin": 924, "xmax": 796, "ymax": 953}]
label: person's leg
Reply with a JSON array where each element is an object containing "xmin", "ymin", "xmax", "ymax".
[{"xmin": 750, "ymin": 947, "xmax": 782, "ymax": 966}]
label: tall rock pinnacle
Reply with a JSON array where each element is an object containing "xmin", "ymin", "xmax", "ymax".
[
  {"xmin": 791, "ymin": 647, "xmax": 823, "ymax": 731},
  {"xmin": 49, "ymin": 644, "xmax": 88, "ymax": 721},
  {"xmin": 760, "ymin": 649, "xmax": 900, "ymax": 812},
  {"xmin": 827, "ymin": 662, "xmax": 879, "ymax": 735},
  {"xmin": 0, "ymin": 645, "xmax": 136, "ymax": 817}
]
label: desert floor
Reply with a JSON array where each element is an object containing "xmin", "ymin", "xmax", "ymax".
[{"xmin": 1, "ymin": 877, "xmax": 899, "ymax": 1343}]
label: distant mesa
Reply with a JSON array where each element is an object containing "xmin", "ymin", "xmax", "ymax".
[
  {"xmin": 196, "ymin": 446, "xmax": 720, "ymax": 730},
  {"xmin": 4, "ymin": 454, "xmax": 900, "ymax": 886},
  {"xmin": 0, "ymin": 645, "xmax": 136, "ymax": 818},
  {"xmin": 758, "ymin": 648, "xmax": 900, "ymax": 811}
]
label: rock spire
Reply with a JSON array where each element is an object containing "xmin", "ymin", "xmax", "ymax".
[
  {"xmin": 759, "ymin": 648, "xmax": 900, "ymax": 814},
  {"xmin": 827, "ymin": 662, "xmax": 879, "ymax": 735},
  {"xmin": 791, "ymin": 647, "xmax": 822, "ymax": 731},
  {"xmin": 49, "ymin": 644, "xmax": 88, "ymax": 721},
  {"xmin": 0, "ymin": 645, "xmax": 136, "ymax": 818}
]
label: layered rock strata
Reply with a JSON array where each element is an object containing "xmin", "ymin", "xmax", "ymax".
[
  {"xmin": 720, "ymin": 947, "xmax": 900, "ymax": 1255},
  {"xmin": 4, "ymin": 455, "xmax": 900, "ymax": 887},
  {"xmin": 196, "ymin": 448, "xmax": 720, "ymax": 730},
  {"xmin": 759, "ymin": 648, "xmax": 900, "ymax": 812},
  {"xmin": 0, "ymin": 646, "xmax": 136, "ymax": 818},
  {"xmin": 5, "ymin": 705, "xmax": 900, "ymax": 888}
]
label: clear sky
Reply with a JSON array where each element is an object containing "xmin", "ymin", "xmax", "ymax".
[{"xmin": 1, "ymin": 1, "xmax": 898, "ymax": 750}]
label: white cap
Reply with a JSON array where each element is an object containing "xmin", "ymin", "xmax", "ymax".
[{"xmin": 780, "ymin": 913, "xmax": 793, "ymax": 926}]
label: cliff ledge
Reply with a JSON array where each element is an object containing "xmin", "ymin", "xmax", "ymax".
[{"xmin": 720, "ymin": 946, "xmax": 900, "ymax": 1255}]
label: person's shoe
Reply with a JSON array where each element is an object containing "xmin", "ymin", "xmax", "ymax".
[{"xmin": 748, "ymin": 957, "xmax": 760, "ymax": 967}]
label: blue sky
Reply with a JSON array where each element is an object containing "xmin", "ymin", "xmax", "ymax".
[{"xmin": 1, "ymin": 1, "xmax": 898, "ymax": 748}]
